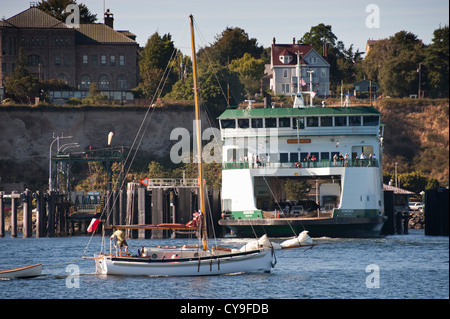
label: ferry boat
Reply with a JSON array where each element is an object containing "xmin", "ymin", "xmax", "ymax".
[{"xmin": 218, "ymin": 94, "xmax": 386, "ymax": 238}]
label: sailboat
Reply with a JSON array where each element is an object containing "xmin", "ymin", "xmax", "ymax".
[{"xmin": 92, "ymin": 15, "xmax": 277, "ymax": 276}]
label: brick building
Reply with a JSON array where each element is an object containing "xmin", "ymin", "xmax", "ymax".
[{"xmin": 0, "ymin": 6, "xmax": 138, "ymax": 100}]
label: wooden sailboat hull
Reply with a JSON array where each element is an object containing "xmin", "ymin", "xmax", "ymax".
[
  {"xmin": 0, "ymin": 264, "xmax": 42, "ymax": 279},
  {"xmin": 95, "ymin": 249, "xmax": 273, "ymax": 277}
]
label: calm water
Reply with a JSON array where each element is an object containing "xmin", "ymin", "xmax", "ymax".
[{"xmin": 0, "ymin": 229, "xmax": 448, "ymax": 299}]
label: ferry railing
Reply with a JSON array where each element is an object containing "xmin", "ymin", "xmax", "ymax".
[{"xmin": 223, "ymin": 159, "xmax": 378, "ymax": 170}]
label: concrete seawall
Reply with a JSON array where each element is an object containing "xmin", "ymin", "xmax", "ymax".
[{"xmin": 0, "ymin": 106, "xmax": 209, "ymax": 172}]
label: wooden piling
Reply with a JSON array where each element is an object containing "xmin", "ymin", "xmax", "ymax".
[
  {"xmin": 138, "ymin": 188, "xmax": 151, "ymax": 239},
  {"xmin": 425, "ymin": 188, "xmax": 449, "ymax": 236},
  {"xmin": 0, "ymin": 192, "xmax": 5, "ymax": 237},
  {"xmin": 22, "ymin": 189, "xmax": 32, "ymax": 238},
  {"xmin": 11, "ymin": 191, "xmax": 18, "ymax": 237},
  {"xmin": 47, "ymin": 191, "xmax": 55, "ymax": 237},
  {"xmin": 126, "ymin": 183, "xmax": 139, "ymax": 239},
  {"xmin": 35, "ymin": 191, "xmax": 46, "ymax": 237},
  {"xmin": 151, "ymin": 188, "xmax": 164, "ymax": 239}
]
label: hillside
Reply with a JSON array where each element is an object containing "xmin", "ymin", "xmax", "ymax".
[{"xmin": 374, "ymin": 98, "xmax": 449, "ymax": 186}]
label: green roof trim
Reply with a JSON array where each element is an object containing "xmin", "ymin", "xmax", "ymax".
[{"xmin": 218, "ymin": 106, "xmax": 380, "ymax": 119}]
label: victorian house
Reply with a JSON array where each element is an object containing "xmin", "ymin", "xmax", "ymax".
[{"xmin": 269, "ymin": 38, "xmax": 330, "ymax": 97}]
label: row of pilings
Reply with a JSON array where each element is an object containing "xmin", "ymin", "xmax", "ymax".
[{"xmin": 0, "ymin": 183, "xmax": 222, "ymax": 239}]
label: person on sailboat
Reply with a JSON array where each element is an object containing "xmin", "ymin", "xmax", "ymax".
[{"xmin": 110, "ymin": 227, "xmax": 128, "ymax": 255}]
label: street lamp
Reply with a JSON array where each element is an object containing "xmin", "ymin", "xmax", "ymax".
[{"xmin": 49, "ymin": 133, "xmax": 73, "ymax": 191}]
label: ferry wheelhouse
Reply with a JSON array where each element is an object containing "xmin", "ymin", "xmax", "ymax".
[{"xmin": 218, "ymin": 104, "xmax": 386, "ymax": 238}]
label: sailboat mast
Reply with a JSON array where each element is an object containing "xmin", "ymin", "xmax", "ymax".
[{"xmin": 190, "ymin": 15, "xmax": 208, "ymax": 250}]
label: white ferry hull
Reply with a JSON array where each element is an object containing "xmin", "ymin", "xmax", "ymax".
[{"xmin": 95, "ymin": 249, "xmax": 273, "ymax": 277}]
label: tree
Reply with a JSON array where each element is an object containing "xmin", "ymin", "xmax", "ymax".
[
  {"xmin": 37, "ymin": 0, "xmax": 97, "ymax": 23},
  {"xmin": 362, "ymin": 31, "xmax": 424, "ymax": 97},
  {"xmin": 229, "ymin": 53, "xmax": 265, "ymax": 98},
  {"xmin": 135, "ymin": 32, "xmax": 176, "ymax": 99},
  {"xmin": 300, "ymin": 23, "xmax": 362, "ymax": 93},
  {"xmin": 198, "ymin": 27, "xmax": 263, "ymax": 65},
  {"xmin": 4, "ymin": 48, "xmax": 40, "ymax": 103},
  {"xmin": 423, "ymin": 25, "xmax": 449, "ymax": 98}
]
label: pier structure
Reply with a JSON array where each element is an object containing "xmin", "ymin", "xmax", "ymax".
[{"xmin": 0, "ymin": 180, "xmax": 222, "ymax": 239}]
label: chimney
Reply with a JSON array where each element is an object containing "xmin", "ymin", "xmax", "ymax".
[
  {"xmin": 104, "ymin": 9, "xmax": 114, "ymax": 29},
  {"xmin": 323, "ymin": 42, "xmax": 328, "ymax": 60},
  {"xmin": 293, "ymin": 37, "xmax": 296, "ymax": 44},
  {"xmin": 273, "ymin": 37, "xmax": 276, "ymax": 45}
]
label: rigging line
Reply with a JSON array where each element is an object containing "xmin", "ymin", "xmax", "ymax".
[
  {"xmin": 81, "ymin": 46, "xmax": 180, "ymax": 257},
  {"xmin": 261, "ymin": 175, "xmax": 300, "ymax": 236},
  {"xmin": 192, "ymin": 19, "xmax": 230, "ymax": 108}
]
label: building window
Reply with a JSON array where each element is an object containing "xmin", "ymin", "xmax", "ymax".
[
  {"xmin": 101, "ymin": 55, "xmax": 107, "ymax": 66},
  {"xmin": 283, "ymin": 69, "xmax": 288, "ymax": 78},
  {"xmin": 117, "ymin": 75, "xmax": 128, "ymax": 89},
  {"xmin": 41, "ymin": 37, "xmax": 45, "ymax": 46},
  {"xmin": 27, "ymin": 55, "xmax": 43, "ymax": 67},
  {"xmin": 55, "ymin": 38, "xmax": 59, "ymax": 46},
  {"xmin": 1, "ymin": 63, "xmax": 6, "ymax": 73},
  {"xmin": 349, "ymin": 116, "xmax": 361, "ymax": 126},
  {"xmin": 321, "ymin": 68, "xmax": 326, "ymax": 78},
  {"xmin": 83, "ymin": 55, "xmax": 88, "ymax": 65},
  {"xmin": 293, "ymin": 117, "xmax": 305, "ymax": 129},
  {"xmin": 58, "ymin": 74, "xmax": 68, "ymax": 83},
  {"xmin": 54, "ymin": 54, "xmax": 61, "ymax": 65},
  {"xmin": 110, "ymin": 55, "xmax": 116, "ymax": 66},
  {"xmin": 65, "ymin": 38, "xmax": 69, "ymax": 46},
  {"xmin": 334, "ymin": 116, "xmax": 347, "ymax": 126},
  {"xmin": 251, "ymin": 118, "xmax": 263, "ymax": 128},
  {"xmin": 80, "ymin": 75, "xmax": 91, "ymax": 89},
  {"xmin": 119, "ymin": 55, "xmax": 125, "ymax": 66},
  {"xmin": 279, "ymin": 117, "xmax": 291, "ymax": 128},
  {"xmin": 265, "ymin": 118, "xmax": 277, "ymax": 128},
  {"xmin": 320, "ymin": 116, "xmax": 333, "ymax": 127},
  {"xmin": 281, "ymin": 83, "xmax": 290, "ymax": 94},
  {"xmin": 91, "ymin": 55, "xmax": 98, "ymax": 66},
  {"xmin": 306, "ymin": 117, "xmax": 319, "ymax": 127},
  {"xmin": 98, "ymin": 74, "xmax": 110, "ymax": 89},
  {"xmin": 36, "ymin": 38, "xmax": 40, "ymax": 46}
]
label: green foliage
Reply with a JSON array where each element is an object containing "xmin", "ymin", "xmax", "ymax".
[
  {"xmin": 36, "ymin": 0, "xmax": 97, "ymax": 23},
  {"xmin": 397, "ymin": 171, "xmax": 440, "ymax": 194},
  {"xmin": 229, "ymin": 53, "xmax": 265, "ymax": 98},
  {"xmin": 422, "ymin": 25, "xmax": 449, "ymax": 98},
  {"xmin": 300, "ymin": 23, "xmax": 363, "ymax": 93},
  {"xmin": 198, "ymin": 27, "xmax": 263, "ymax": 65},
  {"xmin": 4, "ymin": 48, "xmax": 41, "ymax": 104},
  {"xmin": 284, "ymin": 179, "xmax": 310, "ymax": 200},
  {"xmin": 135, "ymin": 32, "xmax": 177, "ymax": 99},
  {"xmin": 81, "ymin": 83, "xmax": 108, "ymax": 105}
]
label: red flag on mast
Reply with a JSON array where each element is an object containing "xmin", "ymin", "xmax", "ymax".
[{"xmin": 87, "ymin": 218, "xmax": 100, "ymax": 233}]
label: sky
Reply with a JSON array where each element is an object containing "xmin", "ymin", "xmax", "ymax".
[{"xmin": 1, "ymin": 0, "xmax": 449, "ymax": 57}]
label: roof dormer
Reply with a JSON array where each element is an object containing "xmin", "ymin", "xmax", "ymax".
[{"xmin": 279, "ymin": 49, "xmax": 293, "ymax": 64}]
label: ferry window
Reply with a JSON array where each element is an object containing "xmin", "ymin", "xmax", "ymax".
[
  {"xmin": 320, "ymin": 116, "xmax": 332, "ymax": 127},
  {"xmin": 331, "ymin": 152, "xmax": 340, "ymax": 161},
  {"xmin": 335, "ymin": 116, "xmax": 347, "ymax": 126},
  {"xmin": 221, "ymin": 119, "xmax": 236, "ymax": 129},
  {"xmin": 280, "ymin": 153, "xmax": 289, "ymax": 163},
  {"xmin": 238, "ymin": 119, "xmax": 249, "ymax": 128},
  {"xmin": 363, "ymin": 116, "xmax": 379, "ymax": 126},
  {"xmin": 251, "ymin": 118, "xmax": 263, "ymax": 128},
  {"xmin": 306, "ymin": 117, "xmax": 318, "ymax": 127},
  {"xmin": 265, "ymin": 118, "xmax": 277, "ymax": 128},
  {"xmin": 300, "ymin": 152, "xmax": 309, "ymax": 162},
  {"xmin": 321, "ymin": 152, "xmax": 329, "ymax": 160},
  {"xmin": 349, "ymin": 116, "xmax": 361, "ymax": 126},
  {"xmin": 279, "ymin": 117, "xmax": 291, "ymax": 128},
  {"xmin": 293, "ymin": 117, "xmax": 305, "ymax": 129},
  {"xmin": 311, "ymin": 152, "xmax": 319, "ymax": 161},
  {"xmin": 290, "ymin": 153, "xmax": 298, "ymax": 162}
]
